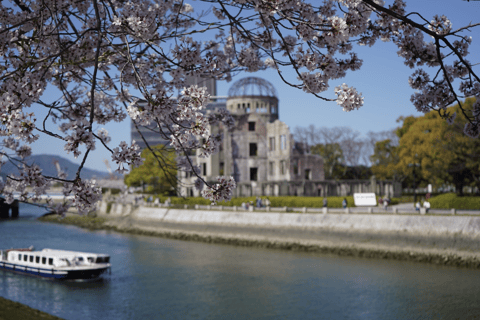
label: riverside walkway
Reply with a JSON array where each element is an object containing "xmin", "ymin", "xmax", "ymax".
[{"xmin": 134, "ymin": 201, "xmax": 479, "ymax": 216}]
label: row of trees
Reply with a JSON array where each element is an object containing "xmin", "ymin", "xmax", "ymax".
[
  {"xmin": 293, "ymin": 126, "xmax": 397, "ymax": 180},
  {"xmin": 371, "ymin": 98, "xmax": 480, "ymax": 195},
  {"xmin": 294, "ymin": 98, "xmax": 480, "ymax": 194}
]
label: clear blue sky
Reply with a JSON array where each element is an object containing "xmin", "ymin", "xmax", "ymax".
[{"xmin": 27, "ymin": 0, "xmax": 480, "ymax": 173}]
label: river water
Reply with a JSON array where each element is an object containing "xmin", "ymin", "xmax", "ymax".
[{"xmin": 1, "ymin": 205, "xmax": 480, "ymax": 319}]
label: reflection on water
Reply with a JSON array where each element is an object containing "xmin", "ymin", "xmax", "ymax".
[{"xmin": 1, "ymin": 218, "xmax": 480, "ymax": 319}]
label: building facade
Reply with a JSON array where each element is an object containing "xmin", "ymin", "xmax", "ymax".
[{"xmin": 179, "ymin": 77, "xmax": 326, "ymax": 197}]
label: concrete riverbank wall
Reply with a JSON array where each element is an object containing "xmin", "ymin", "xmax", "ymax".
[{"xmin": 98, "ymin": 202, "xmax": 480, "ymax": 239}]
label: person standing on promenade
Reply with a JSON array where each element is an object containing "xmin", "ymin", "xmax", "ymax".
[
  {"xmin": 256, "ymin": 197, "xmax": 262, "ymax": 208},
  {"xmin": 423, "ymin": 200, "xmax": 431, "ymax": 213},
  {"xmin": 415, "ymin": 202, "xmax": 421, "ymax": 211},
  {"xmin": 323, "ymin": 198, "xmax": 328, "ymax": 208},
  {"xmin": 265, "ymin": 198, "xmax": 271, "ymax": 208},
  {"xmin": 342, "ymin": 198, "xmax": 347, "ymax": 209}
]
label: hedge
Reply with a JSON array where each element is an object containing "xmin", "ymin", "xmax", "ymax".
[
  {"xmin": 149, "ymin": 196, "xmax": 369, "ymax": 208},
  {"xmin": 429, "ymin": 193, "xmax": 480, "ymax": 210}
]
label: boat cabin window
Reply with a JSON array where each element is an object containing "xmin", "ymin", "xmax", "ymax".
[
  {"xmin": 23, "ymin": 255, "xmax": 28, "ymax": 262},
  {"xmin": 18, "ymin": 254, "xmax": 21, "ymax": 260},
  {"xmin": 48, "ymin": 258, "xmax": 53, "ymax": 265},
  {"xmin": 42, "ymin": 257, "xmax": 46, "ymax": 264},
  {"xmin": 77, "ymin": 257, "xmax": 84, "ymax": 262},
  {"xmin": 29, "ymin": 256, "xmax": 34, "ymax": 263},
  {"xmin": 96, "ymin": 257, "xmax": 110, "ymax": 263},
  {"xmin": 88, "ymin": 257, "xmax": 95, "ymax": 263},
  {"xmin": 36, "ymin": 256, "xmax": 40, "ymax": 263}
]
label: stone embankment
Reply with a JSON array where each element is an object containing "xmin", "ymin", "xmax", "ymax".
[{"xmin": 84, "ymin": 200, "xmax": 480, "ymax": 269}]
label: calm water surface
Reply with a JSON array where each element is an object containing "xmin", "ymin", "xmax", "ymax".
[{"xmin": 1, "ymin": 205, "xmax": 480, "ymax": 319}]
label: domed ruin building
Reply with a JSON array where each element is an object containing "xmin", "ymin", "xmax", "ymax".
[{"xmin": 180, "ymin": 76, "xmax": 325, "ymax": 197}]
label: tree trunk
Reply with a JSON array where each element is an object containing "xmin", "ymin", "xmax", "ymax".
[{"xmin": 455, "ymin": 180, "xmax": 464, "ymax": 196}]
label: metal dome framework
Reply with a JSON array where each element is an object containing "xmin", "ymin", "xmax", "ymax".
[{"xmin": 228, "ymin": 77, "xmax": 277, "ymax": 98}]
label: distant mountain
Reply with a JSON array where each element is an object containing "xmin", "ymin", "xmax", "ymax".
[{"xmin": 0, "ymin": 154, "xmax": 118, "ymax": 180}]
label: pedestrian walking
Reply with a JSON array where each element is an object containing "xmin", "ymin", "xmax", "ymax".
[
  {"xmin": 342, "ymin": 198, "xmax": 347, "ymax": 209},
  {"xmin": 323, "ymin": 197, "xmax": 328, "ymax": 208}
]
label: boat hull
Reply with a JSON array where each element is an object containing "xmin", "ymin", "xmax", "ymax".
[{"xmin": 0, "ymin": 261, "xmax": 110, "ymax": 280}]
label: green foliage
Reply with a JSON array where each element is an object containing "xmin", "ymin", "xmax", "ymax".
[
  {"xmin": 311, "ymin": 143, "xmax": 344, "ymax": 179},
  {"xmin": 267, "ymin": 196, "xmax": 355, "ymax": 208},
  {"xmin": 429, "ymin": 193, "xmax": 480, "ymax": 210},
  {"xmin": 101, "ymin": 188, "xmax": 121, "ymax": 195},
  {"xmin": 380, "ymin": 98, "xmax": 480, "ymax": 194},
  {"xmin": 124, "ymin": 145, "xmax": 177, "ymax": 195},
  {"xmin": 341, "ymin": 165, "xmax": 372, "ymax": 180},
  {"xmin": 152, "ymin": 196, "xmax": 357, "ymax": 208},
  {"xmin": 370, "ymin": 139, "xmax": 401, "ymax": 181}
]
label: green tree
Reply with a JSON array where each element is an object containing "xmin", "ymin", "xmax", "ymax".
[
  {"xmin": 311, "ymin": 143, "xmax": 344, "ymax": 180},
  {"xmin": 370, "ymin": 139, "xmax": 401, "ymax": 181},
  {"xmin": 391, "ymin": 98, "xmax": 480, "ymax": 195},
  {"xmin": 124, "ymin": 145, "xmax": 177, "ymax": 195},
  {"xmin": 441, "ymin": 98, "xmax": 480, "ymax": 194}
]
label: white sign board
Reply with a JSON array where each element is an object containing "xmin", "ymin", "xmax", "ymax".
[{"xmin": 354, "ymin": 193, "xmax": 377, "ymax": 206}]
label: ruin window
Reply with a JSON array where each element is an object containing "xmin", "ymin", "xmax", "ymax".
[
  {"xmin": 202, "ymin": 163, "xmax": 207, "ymax": 176},
  {"xmin": 250, "ymin": 168, "xmax": 258, "ymax": 181},
  {"xmin": 293, "ymin": 160, "xmax": 299, "ymax": 175},
  {"xmin": 249, "ymin": 143, "xmax": 257, "ymax": 156},
  {"xmin": 269, "ymin": 137, "xmax": 275, "ymax": 151},
  {"xmin": 248, "ymin": 122, "xmax": 256, "ymax": 131},
  {"xmin": 280, "ymin": 160, "xmax": 286, "ymax": 175},
  {"xmin": 280, "ymin": 135, "xmax": 286, "ymax": 150},
  {"xmin": 305, "ymin": 169, "xmax": 311, "ymax": 180},
  {"xmin": 269, "ymin": 162, "xmax": 275, "ymax": 175}
]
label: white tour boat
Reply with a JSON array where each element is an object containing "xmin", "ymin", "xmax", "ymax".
[{"xmin": 0, "ymin": 247, "xmax": 111, "ymax": 280}]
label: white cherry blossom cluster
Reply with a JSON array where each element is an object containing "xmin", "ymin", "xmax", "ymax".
[
  {"xmin": 334, "ymin": 84, "xmax": 364, "ymax": 112},
  {"xmin": 111, "ymin": 141, "xmax": 143, "ymax": 174},
  {"xmin": 67, "ymin": 179, "xmax": 102, "ymax": 215},
  {"xmin": 168, "ymin": 85, "xmax": 234, "ymax": 162},
  {"xmin": 1, "ymin": 164, "xmax": 51, "ymax": 204},
  {"xmin": 201, "ymin": 176, "xmax": 236, "ymax": 205},
  {"xmin": 428, "ymin": 15, "xmax": 452, "ymax": 36}
]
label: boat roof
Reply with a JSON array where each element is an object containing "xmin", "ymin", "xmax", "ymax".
[{"xmin": 7, "ymin": 248, "xmax": 108, "ymax": 257}]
